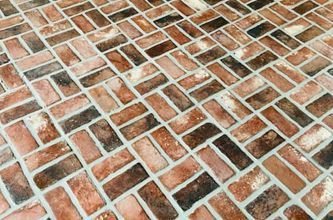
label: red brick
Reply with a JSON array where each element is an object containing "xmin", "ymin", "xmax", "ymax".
[
  {"xmin": 5, "ymin": 121, "xmax": 38, "ymax": 155},
  {"xmin": 203, "ymin": 99, "xmax": 235, "ymax": 128},
  {"xmin": 290, "ymin": 81, "xmax": 322, "ymax": 104},
  {"xmin": 116, "ymin": 195, "xmax": 149, "ymax": 219},
  {"xmin": 50, "ymin": 94, "xmax": 90, "ymax": 119},
  {"xmin": 151, "ymin": 127, "xmax": 187, "ymax": 161},
  {"xmin": 92, "ymin": 148, "xmax": 134, "ymax": 181},
  {"xmin": 169, "ymin": 108, "xmax": 206, "ymax": 134},
  {"xmin": 302, "ymin": 177, "xmax": 333, "ymax": 214},
  {"xmin": 188, "ymin": 206, "xmax": 214, "ymax": 220},
  {"xmin": 0, "ymin": 192, "xmax": 9, "ymax": 214},
  {"xmin": 198, "ymin": 146, "xmax": 234, "ymax": 182},
  {"xmin": 68, "ymin": 172, "xmax": 105, "ymax": 215},
  {"xmin": 133, "ymin": 137, "xmax": 168, "ymax": 173},
  {"xmin": 90, "ymin": 86, "xmax": 118, "ymax": 112},
  {"xmin": 278, "ymin": 145, "xmax": 321, "ymax": 181},
  {"xmin": 1, "ymin": 0, "xmax": 333, "ymax": 218},
  {"xmin": 209, "ymin": 192, "xmax": 247, "ymax": 220},
  {"xmin": 24, "ymin": 141, "xmax": 71, "ymax": 171},
  {"xmin": 3, "ymin": 202, "xmax": 46, "ymax": 220},
  {"xmin": 45, "ymin": 187, "xmax": 81, "ymax": 219},
  {"xmin": 229, "ymin": 167, "xmax": 269, "ymax": 201},
  {"xmin": 0, "ymin": 86, "xmax": 32, "ymax": 111},
  {"xmin": 262, "ymin": 107, "xmax": 299, "ymax": 137},
  {"xmin": 231, "ymin": 116, "xmax": 267, "ymax": 142},
  {"xmin": 263, "ymin": 155, "xmax": 305, "ymax": 193},
  {"xmin": 4, "ymin": 38, "xmax": 28, "ymax": 59},
  {"xmin": 221, "ymin": 93, "xmax": 251, "ymax": 119},
  {"xmin": 27, "ymin": 112, "xmax": 60, "ymax": 144},
  {"xmin": 159, "ymin": 157, "xmax": 201, "ymax": 190},
  {"xmin": 145, "ymin": 93, "xmax": 177, "ymax": 121},
  {"xmin": 70, "ymin": 130, "xmax": 101, "ymax": 164},
  {"xmin": 294, "ymin": 124, "xmax": 331, "ymax": 152},
  {"xmin": 33, "ymin": 79, "xmax": 60, "ymax": 106}
]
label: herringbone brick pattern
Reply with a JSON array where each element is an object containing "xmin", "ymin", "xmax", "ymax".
[{"xmin": 0, "ymin": 0, "xmax": 332, "ymax": 219}]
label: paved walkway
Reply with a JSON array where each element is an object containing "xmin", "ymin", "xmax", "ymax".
[{"xmin": 0, "ymin": 0, "xmax": 332, "ymax": 219}]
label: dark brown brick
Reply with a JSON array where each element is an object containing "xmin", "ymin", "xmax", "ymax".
[
  {"xmin": 247, "ymin": 22, "xmax": 276, "ymax": 38},
  {"xmin": 276, "ymin": 98, "xmax": 313, "ymax": 127},
  {"xmin": 80, "ymin": 68, "xmax": 115, "ymax": 87},
  {"xmin": 221, "ymin": 56, "xmax": 251, "ymax": 78},
  {"xmin": 0, "ymin": 163, "xmax": 34, "ymax": 204},
  {"xmin": 86, "ymin": 10, "xmax": 111, "ymax": 27},
  {"xmin": 313, "ymin": 141, "xmax": 333, "ymax": 169},
  {"xmin": 139, "ymin": 181, "xmax": 178, "ymax": 219},
  {"xmin": 96, "ymin": 34, "xmax": 127, "ymax": 52},
  {"xmin": 135, "ymin": 74, "xmax": 168, "ymax": 95},
  {"xmin": 103, "ymin": 163, "xmax": 148, "ymax": 199},
  {"xmin": 120, "ymin": 114, "xmax": 159, "ymax": 140},
  {"xmin": 46, "ymin": 29, "xmax": 79, "ymax": 46},
  {"xmin": 196, "ymin": 46, "xmax": 226, "ymax": 64},
  {"xmin": 293, "ymin": 1, "xmax": 318, "ymax": 14},
  {"xmin": 200, "ymin": 17, "xmax": 228, "ymax": 32},
  {"xmin": 155, "ymin": 13, "xmax": 183, "ymax": 28},
  {"xmin": 213, "ymin": 135, "xmax": 253, "ymax": 170},
  {"xmin": 248, "ymin": 0, "xmax": 273, "ymax": 9},
  {"xmin": 226, "ymin": 0, "xmax": 251, "ymax": 15},
  {"xmin": 271, "ymin": 30, "xmax": 301, "ymax": 49},
  {"xmin": 284, "ymin": 205, "xmax": 312, "ymax": 220},
  {"xmin": 246, "ymin": 185, "xmax": 289, "ymax": 219},
  {"xmin": 247, "ymin": 51, "xmax": 278, "ymax": 70},
  {"xmin": 51, "ymin": 71, "xmax": 80, "ymax": 96},
  {"xmin": 246, "ymin": 87, "xmax": 280, "ymax": 110},
  {"xmin": 121, "ymin": 44, "xmax": 147, "ymax": 66},
  {"xmin": 108, "ymin": 8, "xmax": 138, "ymax": 22},
  {"xmin": 190, "ymin": 80, "xmax": 224, "ymax": 101},
  {"xmin": 25, "ymin": 61, "xmax": 62, "ymax": 81},
  {"xmin": 60, "ymin": 106, "xmax": 100, "ymax": 133},
  {"xmin": 22, "ymin": 32, "xmax": 45, "ymax": 53},
  {"xmin": 0, "ymin": 0, "xmax": 18, "ymax": 16},
  {"xmin": 163, "ymin": 84, "xmax": 193, "ymax": 111},
  {"xmin": 34, "ymin": 155, "xmax": 82, "ymax": 189},
  {"xmin": 0, "ymin": 101, "xmax": 41, "ymax": 124},
  {"xmin": 183, "ymin": 123, "xmax": 221, "ymax": 149},
  {"xmin": 306, "ymin": 93, "xmax": 333, "ymax": 117},
  {"xmin": 90, "ymin": 119, "xmax": 123, "ymax": 152},
  {"xmin": 173, "ymin": 172, "xmax": 218, "ymax": 210},
  {"xmin": 145, "ymin": 40, "xmax": 176, "ymax": 57},
  {"xmin": 246, "ymin": 130, "xmax": 285, "ymax": 158},
  {"xmin": 0, "ymin": 23, "xmax": 31, "ymax": 40}
]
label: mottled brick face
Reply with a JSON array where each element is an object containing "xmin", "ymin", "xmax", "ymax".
[{"xmin": 0, "ymin": 0, "xmax": 332, "ymax": 219}]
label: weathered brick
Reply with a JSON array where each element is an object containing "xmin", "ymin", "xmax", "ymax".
[
  {"xmin": 68, "ymin": 172, "xmax": 105, "ymax": 215},
  {"xmin": 90, "ymin": 119, "xmax": 123, "ymax": 152},
  {"xmin": 246, "ymin": 185, "xmax": 289, "ymax": 219},
  {"xmin": 34, "ymin": 155, "xmax": 82, "ymax": 189},
  {"xmin": 45, "ymin": 187, "xmax": 81, "ymax": 219},
  {"xmin": 209, "ymin": 192, "xmax": 247, "ymax": 220},
  {"xmin": 139, "ymin": 181, "xmax": 178, "ymax": 219},
  {"xmin": 1, "ymin": 0, "xmax": 333, "ymax": 218},
  {"xmin": 103, "ymin": 163, "xmax": 148, "ymax": 199},
  {"xmin": 173, "ymin": 172, "xmax": 218, "ymax": 210},
  {"xmin": 0, "ymin": 163, "xmax": 34, "ymax": 204},
  {"xmin": 214, "ymin": 135, "xmax": 253, "ymax": 170}
]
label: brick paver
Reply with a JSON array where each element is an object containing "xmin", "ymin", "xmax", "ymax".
[{"xmin": 0, "ymin": 0, "xmax": 332, "ymax": 219}]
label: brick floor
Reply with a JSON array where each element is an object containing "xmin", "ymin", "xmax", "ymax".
[{"xmin": 0, "ymin": 0, "xmax": 332, "ymax": 219}]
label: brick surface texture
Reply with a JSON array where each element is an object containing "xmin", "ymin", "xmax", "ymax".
[{"xmin": 0, "ymin": 0, "xmax": 332, "ymax": 219}]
